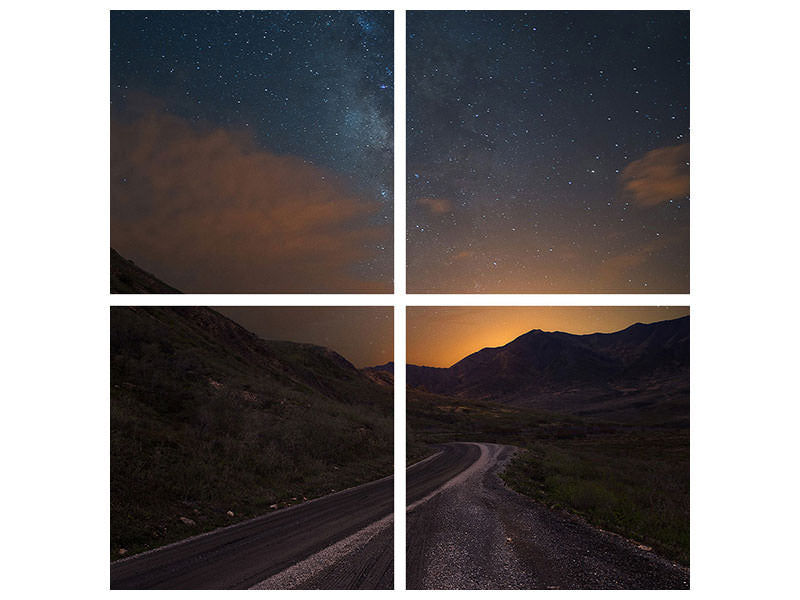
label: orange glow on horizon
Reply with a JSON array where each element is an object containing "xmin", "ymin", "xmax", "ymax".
[{"xmin": 407, "ymin": 306, "xmax": 689, "ymax": 368}]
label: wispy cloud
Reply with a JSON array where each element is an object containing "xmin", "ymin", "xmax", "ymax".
[{"xmin": 619, "ymin": 143, "xmax": 689, "ymax": 207}]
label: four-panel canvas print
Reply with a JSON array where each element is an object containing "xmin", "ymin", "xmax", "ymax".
[{"xmin": 110, "ymin": 9, "xmax": 689, "ymax": 590}]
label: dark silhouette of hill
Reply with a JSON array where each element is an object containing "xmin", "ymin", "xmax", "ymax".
[
  {"xmin": 110, "ymin": 249, "xmax": 393, "ymax": 559},
  {"xmin": 111, "ymin": 248, "xmax": 181, "ymax": 293},
  {"xmin": 363, "ymin": 362, "xmax": 394, "ymax": 386},
  {"xmin": 366, "ymin": 361, "xmax": 394, "ymax": 373},
  {"xmin": 407, "ymin": 317, "xmax": 689, "ymax": 425}
]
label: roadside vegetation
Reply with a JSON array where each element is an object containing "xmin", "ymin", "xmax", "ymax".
[
  {"xmin": 111, "ymin": 306, "xmax": 393, "ymax": 560},
  {"xmin": 407, "ymin": 389, "xmax": 689, "ymax": 565}
]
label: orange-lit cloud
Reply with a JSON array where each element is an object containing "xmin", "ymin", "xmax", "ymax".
[
  {"xmin": 111, "ymin": 110, "xmax": 390, "ymax": 292},
  {"xmin": 620, "ymin": 143, "xmax": 689, "ymax": 207},
  {"xmin": 417, "ymin": 196, "xmax": 453, "ymax": 215}
]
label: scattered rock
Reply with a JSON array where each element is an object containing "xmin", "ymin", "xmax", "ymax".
[
  {"xmin": 637, "ymin": 544, "xmax": 653, "ymax": 551},
  {"xmin": 226, "ymin": 510, "xmax": 235, "ymax": 517},
  {"xmin": 179, "ymin": 516, "xmax": 196, "ymax": 526}
]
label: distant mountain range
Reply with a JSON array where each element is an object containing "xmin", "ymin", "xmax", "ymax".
[
  {"xmin": 370, "ymin": 317, "xmax": 689, "ymax": 424},
  {"xmin": 111, "ymin": 247, "xmax": 687, "ymax": 427}
]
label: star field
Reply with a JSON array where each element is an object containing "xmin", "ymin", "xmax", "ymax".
[
  {"xmin": 407, "ymin": 11, "xmax": 689, "ymax": 293},
  {"xmin": 111, "ymin": 10, "xmax": 392, "ymax": 292}
]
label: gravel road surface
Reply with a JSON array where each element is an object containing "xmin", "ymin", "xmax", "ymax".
[{"xmin": 406, "ymin": 442, "xmax": 689, "ymax": 589}]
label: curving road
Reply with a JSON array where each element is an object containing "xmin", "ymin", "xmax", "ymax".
[
  {"xmin": 110, "ymin": 474, "xmax": 394, "ymax": 590},
  {"xmin": 406, "ymin": 442, "xmax": 689, "ymax": 590},
  {"xmin": 110, "ymin": 443, "xmax": 479, "ymax": 590},
  {"xmin": 407, "ymin": 441, "xmax": 481, "ymax": 506},
  {"xmin": 111, "ymin": 441, "xmax": 688, "ymax": 590}
]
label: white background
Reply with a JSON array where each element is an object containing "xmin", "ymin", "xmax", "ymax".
[{"xmin": 2, "ymin": 1, "xmax": 798, "ymax": 597}]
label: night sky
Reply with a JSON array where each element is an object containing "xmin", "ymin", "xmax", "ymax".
[
  {"xmin": 407, "ymin": 11, "xmax": 689, "ymax": 293},
  {"xmin": 216, "ymin": 307, "xmax": 392, "ymax": 368},
  {"xmin": 408, "ymin": 306, "xmax": 689, "ymax": 368},
  {"xmin": 111, "ymin": 10, "xmax": 393, "ymax": 293}
]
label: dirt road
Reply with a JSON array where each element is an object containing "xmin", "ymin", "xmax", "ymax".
[{"xmin": 406, "ymin": 442, "xmax": 688, "ymax": 589}]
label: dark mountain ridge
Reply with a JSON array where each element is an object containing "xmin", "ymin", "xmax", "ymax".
[{"xmin": 407, "ymin": 317, "xmax": 689, "ymax": 424}]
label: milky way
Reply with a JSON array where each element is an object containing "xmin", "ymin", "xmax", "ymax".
[
  {"xmin": 111, "ymin": 10, "xmax": 393, "ymax": 292},
  {"xmin": 407, "ymin": 11, "xmax": 689, "ymax": 293}
]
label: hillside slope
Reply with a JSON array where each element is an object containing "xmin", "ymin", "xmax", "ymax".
[
  {"xmin": 111, "ymin": 248, "xmax": 181, "ymax": 293},
  {"xmin": 110, "ymin": 251, "xmax": 393, "ymax": 558}
]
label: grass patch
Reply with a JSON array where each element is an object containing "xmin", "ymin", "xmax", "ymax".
[{"xmin": 500, "ymin": 432, "xmax": 688, "ymax": 564}]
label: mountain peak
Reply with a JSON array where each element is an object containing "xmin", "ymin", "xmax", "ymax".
[{"xmin": 406, "ymin": 315, "xmax": 689, "ymax": 424}]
